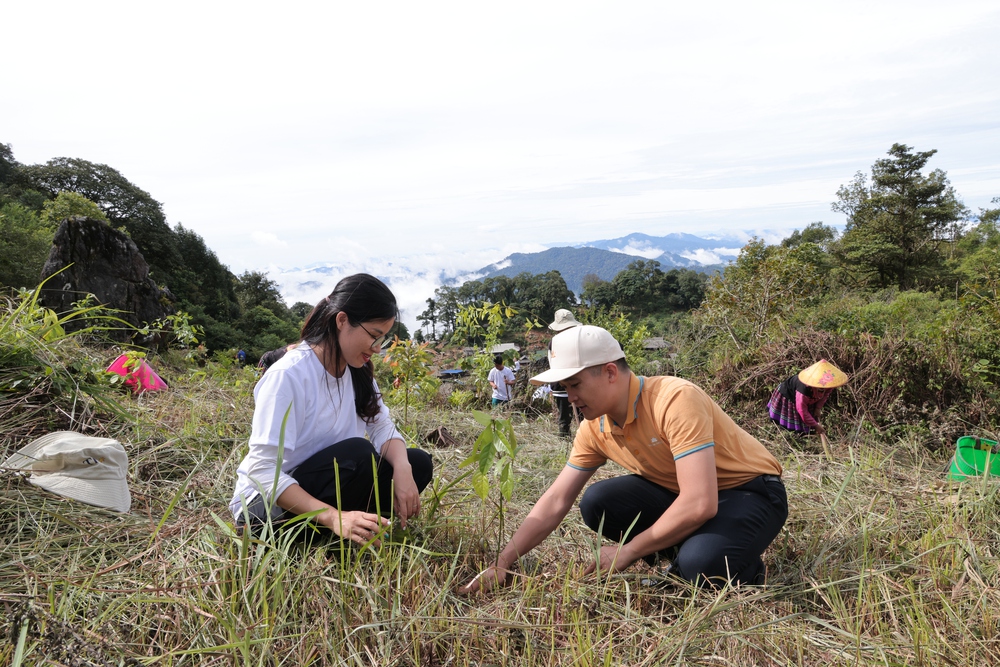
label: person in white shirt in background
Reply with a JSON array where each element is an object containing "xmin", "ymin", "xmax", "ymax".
[{"xmin": 488, "ymin": 355, "xmax": 516, "ymax": 406}]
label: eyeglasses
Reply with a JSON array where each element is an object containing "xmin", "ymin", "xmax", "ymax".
[{"xmin": 357, "ymin": 321, "xmax": 394, "ymax": 351}]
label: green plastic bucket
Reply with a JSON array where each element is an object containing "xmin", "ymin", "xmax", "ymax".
[{"xmin": 948, "ymin": 436, "xmax": 1000, "ymax": 480}]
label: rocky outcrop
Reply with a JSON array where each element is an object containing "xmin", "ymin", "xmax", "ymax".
[{"xmin": 40, "ymin": 216, "xmax": 174, "ymax": 337}]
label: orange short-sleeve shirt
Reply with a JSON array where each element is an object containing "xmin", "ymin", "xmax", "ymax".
[{"xmin": 568, "ymin": 374, "xmax": 781, "ymax": 492}]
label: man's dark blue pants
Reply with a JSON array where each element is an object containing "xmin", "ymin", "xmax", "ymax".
[{"xmin": 579, "ymin": 473, "xmax": 788, "ymax": 586}]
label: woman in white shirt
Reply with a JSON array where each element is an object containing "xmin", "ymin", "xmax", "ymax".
[{"xmin": 230, "ymin": 274, "xmax": 432, "ymax": 544}]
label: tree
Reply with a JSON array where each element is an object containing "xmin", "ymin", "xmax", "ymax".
[
  {"xmin": 40, "ymin": 192, "xmax": 108, "ymax": 227},
  {"xmin": 832, "ymin": 144, "xmax": 967, "ymax": 289},
  {"xmin": 236, "ymin": 305, "xmax": 300, "ymax": 361},
  {"xmin": 171, "ymin": 223, "xmax": 241, "ymax": 323},
  {"xmin": 20, "ymin": 158, "xmax": 184, "ymax": 285},
  {"xmin": 581, "ymin": 275, "xmax": 617, "ymax": 309},
  {"xmin": 0, "ymin": 143, "xmax": 17, "ymax": 186},
  {"xmin": 419, "ymin": 297, "xmax": 438, "ymax": 340},
  {"xmin": 612, "ymin": 260, "xmax": 660, "ymax": 314},
  {"xmin": 290, "ymin": 301, "xmax": 313, "ymax": 321},
  {"xmin": 234, "ymin": 270, "xmax": 287, "ymax": 316},
  {"xmin": 0, "ymin": 203, "xmax": 55, "ymax": 288},
  {"xmin": 22, "ymin": 158, "xmax": 165, "ymax": 229},
  {"xmin": 429, "ymin": 285, "xmax": 460, "ymax": 337},
  {"xmin": 956, "ymin": 197, "xmax": 1000, "ymax": 343},
  {"xmin": 394, "ymin": 321, "xmax": 411, "ymax": 341},
  {"xmin": 781, "ymin": 222, "xmax": 838, "ymax": 250},
  {"xmin": 508, "ymin": 271, "xmax": 574, "ymax": 326},
  {"xmin": 580, "ymin": 261, "xmax": 707, "ymax": 314},
  {"xmin": 696, "ymin": 238, "xmax": 825, "ymax": 351},
  {"xmin": 0, "ymin": 143, "xmax": 47, "ymax": 211}
]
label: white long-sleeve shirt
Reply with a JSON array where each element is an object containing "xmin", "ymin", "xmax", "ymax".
[{"xmin": 229, "ymin": 344, "xmax": 402, "ymax": 518}]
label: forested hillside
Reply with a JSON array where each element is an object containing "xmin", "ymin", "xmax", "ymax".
[
  {"xmin": 478, "ymin": 247, "xmax": 638, "ymax": 293},
  {"xmin": 0, "ymin": 143, "xmax": 307, "ymax": 361},
  {"xmin": 684, "ymin": 144, "xmax": 1000, "ymax": 441}
]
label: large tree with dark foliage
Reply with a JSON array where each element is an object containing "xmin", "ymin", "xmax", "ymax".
[
  {"xmin": 582, "ymin": 260, "xmax": 708, "ymax": 315},
  {"xmin": 832, "ymin": 144, "xmax": 967, "ymax": 290}
]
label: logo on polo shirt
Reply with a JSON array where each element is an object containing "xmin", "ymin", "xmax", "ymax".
[{"xmin": 649, "ymin": 437, "xmax": 660, "ymax": 446}]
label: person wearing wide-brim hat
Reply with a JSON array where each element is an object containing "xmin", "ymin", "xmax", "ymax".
[
  {"xmin": 548, "ymin": 309, "xmax": 581, "ymax": 332},
  {"xmin": 767, "ymin": 360, "xmax": 848, "ymax": 436},
  {"xmin": 547, "ymin": 309, "xmax": 583, "ymax": 436}
]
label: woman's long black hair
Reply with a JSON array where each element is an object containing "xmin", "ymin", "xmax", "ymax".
[{"xmin": 300, "ymin": 273, "xmax": 397, "ymax": 422}]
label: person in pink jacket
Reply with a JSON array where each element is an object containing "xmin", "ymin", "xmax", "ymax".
[{"xmin": 767, "ymin": 359, "xmax": 848, "ymax": 436}]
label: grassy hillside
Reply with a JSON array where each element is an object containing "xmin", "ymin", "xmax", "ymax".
[{"xmin": 2, "ymin": 285, "xmax": 1000, "ymax": 665}]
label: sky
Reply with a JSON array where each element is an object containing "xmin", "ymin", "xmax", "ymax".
[{"xmin": 5, "ymin": 1, "xmax": 1000, "ymax": 326}]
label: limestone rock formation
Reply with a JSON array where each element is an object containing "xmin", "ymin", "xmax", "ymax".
[{"xmin": 40, "ymin": 216, "xmax": 174, "ymax": 337}]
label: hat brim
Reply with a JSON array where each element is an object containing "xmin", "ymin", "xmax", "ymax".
[
  {"xmin": 548, "ymin": 322, "xmax": 577, "ymax": 332},
  {"xmin": 3, "ymin": 431, "xmax": 75, "ymax": 470},
  {"xmin": 30, "ymin": 474, "xmax": 131, "ymax": 513},
  {"xmin": 529, "ymin": 365, "xmax": 586, "ymax": 386}
]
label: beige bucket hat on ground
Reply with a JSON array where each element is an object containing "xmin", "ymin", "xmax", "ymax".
[{"xmin": 3, "ymin": 431, "xmax": 131, "ymax": 512}]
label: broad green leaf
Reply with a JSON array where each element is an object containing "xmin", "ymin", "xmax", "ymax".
[
  {"xmin": 475, "ymin": 427, "xmax": 494, "ymax": 448},
  {"xmin": 472, "ymin": 471, "xmax": 489, "ymax": 500},
  {"xmin": 472, "ymin": 410, "xmax": 493, "ymax": 427},
  {"xmin": 479, "ymin": 442, "xmax": 496, "ymax": 473},
  {"xmin": 500, "ymin": 477, "xmax": 514, "ymax": 502}
]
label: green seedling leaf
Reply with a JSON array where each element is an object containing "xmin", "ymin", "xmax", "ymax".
[
  {"xmin": 472, "ymin": 410, "xmax": 493, "ymax": 427},
  {"xmin": 500, "ymin": 476, "xmax": 514, "ymax": 502},
  {"xmin": 472, "ymin": 471, "xmax": 489, "ymax": 500},
  {"xmin": 479, "ymin": 442, "xmax": 496, "ymax": 474}
]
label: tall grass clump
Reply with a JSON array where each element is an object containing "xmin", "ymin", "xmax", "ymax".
[{"xmin": 0, "ymin": 282, "xmax": 138, "ymax": 439}]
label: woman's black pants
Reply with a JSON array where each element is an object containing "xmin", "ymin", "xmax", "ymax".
[{"xmin": 240, "ymin": 437, "xmax": 433, "ymax": 526}]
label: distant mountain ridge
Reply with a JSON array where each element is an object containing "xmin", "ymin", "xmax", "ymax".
[
  {"xmin": 272, "ymin": 232, "xmax": 746, "ymax": 326},
  {"xmin": 475, "ymin": 232, "xmax": 743, "ymax": 293}
]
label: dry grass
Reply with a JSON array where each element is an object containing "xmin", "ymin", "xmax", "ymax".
[{"xmin": 2, "ymin": 352, "xmax": 1000, "ymax": 666}]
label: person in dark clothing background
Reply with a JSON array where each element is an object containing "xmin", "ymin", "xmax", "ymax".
[
  {"xmin": 258, "ymin": 343, "xmax": 298, "ymax": 371},
  {"xmin": 548, "ymin": 309, "xmax": 583, "ymax": 436}
]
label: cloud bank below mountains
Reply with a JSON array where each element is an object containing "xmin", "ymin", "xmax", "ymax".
[{"xmin": 269, "ymin": 231, "xmax": 785, "ymax": 333}]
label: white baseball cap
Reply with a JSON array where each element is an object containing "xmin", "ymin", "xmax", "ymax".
[
  {"xmin": 3, "ymin": 432, "xmax": 131, "ymax": 513},
  {"xmin": 530, "ymin": 325, "xmax": 625, "ymax": 385},
  {"xmin": 548, "ymin": 309, "xmax": 582, "ymax": 332}
]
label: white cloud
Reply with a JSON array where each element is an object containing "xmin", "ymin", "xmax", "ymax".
[
  {"xmin": 680, "ymin": 248, "xmax": 743, "ymax": 265},
  {"xmin": 250, "ymin": 232, "xmax": 288, "ymax": 248},
  {"xmin": 609, "ymin": 243, "xmax": 664, "ymax": 260}
]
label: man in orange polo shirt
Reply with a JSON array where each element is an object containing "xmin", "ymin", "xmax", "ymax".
[{"xmin": 460, "ymin": 325, "xmax": 787, "ymax": 592}]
